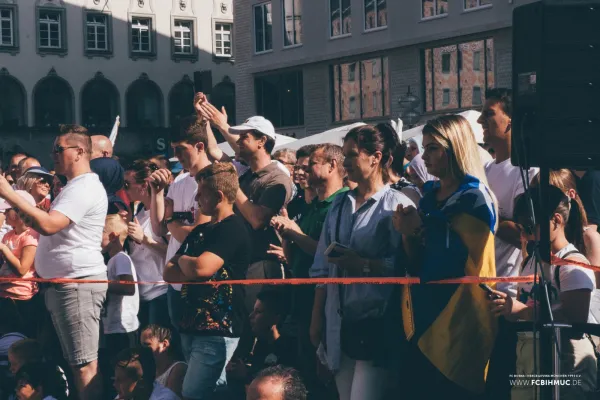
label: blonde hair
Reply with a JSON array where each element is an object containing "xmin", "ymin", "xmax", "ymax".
[
  {"xmin": 104, "ymin": 214, "xmax": 128, "ymax": 244},
  {"xmin": 422, "ymin": 115, "xmax": 489, "ymax": 185},
  {"xmin": 423, "ymin": 115, "xmax": 498, "ymax": 227},
  {"xmin": 16, "ymin": 175, "xmax": 38, "ymax": 193}
]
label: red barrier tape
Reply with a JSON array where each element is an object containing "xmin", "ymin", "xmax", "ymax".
[
  {"xmin": 0, "ymin": 275, "xmax": 537, "ymax": 285},
  {"xmin": 0, "ymin": 255, "xmax": 594, "ymax": 286}
]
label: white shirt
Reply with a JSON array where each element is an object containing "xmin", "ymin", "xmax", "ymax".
[
  {"xmin": 518, "ymin": 243, "xmax": 596, "ymax": 333},
  {"xmin": 149, "ymin": 382, "xmax": 179, "ymax": 400},
  {"xmin": 130, "ymin": 208, "xmax": 167, "ymax": 301},
  {"xmin": 103, "ymin": 252, "xmax": 140, "ymax": 334},
  {"xmin": 165, "ymin": 173, "xmax": 198, "ymax": 291},
  {"xmin": 36, "ymin": 173, "xmax": 108, "ymax": 279},
  {"xmin": 485, "ymin": 159, "xmax": 538, "ymax": 297}
]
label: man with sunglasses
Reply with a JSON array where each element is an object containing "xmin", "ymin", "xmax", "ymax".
[
  {"xmin": 0, "ymin": 124, "xmax": 108, "ymax": 400},
  {"xmin": 7, "ymin": 153, "xmax": 27, "ymax": 188}
]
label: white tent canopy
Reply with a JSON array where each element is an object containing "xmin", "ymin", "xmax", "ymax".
[
  {"xmin": 402, "ymin": 110, "xmax": 484, "ymax": 143},
  {"xmin": 272, "ymin": 122, "xmax": 366, "ymax": 152}
]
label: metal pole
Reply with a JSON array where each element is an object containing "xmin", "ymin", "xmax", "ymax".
[{"xmin": 552, "ymin": 326, "xmax": 561, "ymax": 400}]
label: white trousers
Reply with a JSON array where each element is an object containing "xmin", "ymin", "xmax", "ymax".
[{"xmin": 335, "ymin": 352, "xmax": 392, "ymax": 400}]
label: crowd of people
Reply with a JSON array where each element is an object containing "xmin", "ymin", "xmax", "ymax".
[{"xmin": 0, "ymin": 88, "xmax": 598, "ymax": 400}]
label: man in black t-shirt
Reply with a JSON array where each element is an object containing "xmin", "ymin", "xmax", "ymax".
[{"xmin": 163, "ymin": 162, "xmax": 251, "ymax": 400}]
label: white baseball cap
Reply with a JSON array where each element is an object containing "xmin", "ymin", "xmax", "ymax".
[{"xmin": 229, "ymin": 116, "xmax": 276, "ymax": 140}]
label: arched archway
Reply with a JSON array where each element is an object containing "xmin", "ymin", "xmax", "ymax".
[
  {"xmin": 81, "ymin": 73, "xmax": 120, "ymax": 131},
  {"xmin": 126, "ymin": 74, "xmax": 163, "ymax": 129},
  {"xmin": 211, "ymin": 78, "xmax": 235, "ymax": 125},
  {"xmin": 0, "ymin": 72, "xmax": 27, "ymax": 129},
  {"xmin": 168, "ymin": 76, "xmax": 195, "ymax": 127},
  {"xmin": 33, "ymin": 74, "xmax": 74, "ymax": 128}
]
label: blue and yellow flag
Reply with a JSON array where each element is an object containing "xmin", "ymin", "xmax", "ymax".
[{"xmin": 402, "ymin": 174, "xmax": 498, "ymax": 394}]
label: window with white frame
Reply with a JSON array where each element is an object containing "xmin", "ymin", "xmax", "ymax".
[
  {"xmin": 0, "ymin": 8, "xmax": 14, "ymax": 47},
  {"xmin": 364, "ymin": 0, "xmax": 386, "ymax": 30},
  {"xmin": 86, "ymin": 14, "xmax": 108, "ymax": 51},
  {"xmin": 422, "ymin": 0, "xmax": 448, "ymax": 19},
  {"xmin": 283, "ymin": 0, "xmax": 302, "ymax": 47},
  {"xmin": 329, "ymin": 0, "xmax": 351, "ymax": 37},
  {"xmin": 214, "ymin": 22, "xmax": 232, "ymax": 57},
  {"xmin": 464, "ymin": 0, "xmax": 492, "ymax": 9},
  {"xmin": 131, "ymin": 17, "xmax": 151, "ymax": 53},
  {"xmin": 173, "ymin": 20, "xmax": 193, "ymax": 55},
  {"xmin": 39, "ymin": 10, "xmax": 61, "ymax": 49},
  {"xmin": 254, "ymin": 2, "xmax": 272, "ymax": 53}
]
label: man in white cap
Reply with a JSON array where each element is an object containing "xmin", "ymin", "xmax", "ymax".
[{"xmin": 196, "ymin": 98, "xmax": 293, "ymax": 315}]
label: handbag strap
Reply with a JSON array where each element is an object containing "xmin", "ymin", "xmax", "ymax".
[
  {"xmin": 334, "ymin": 192, "xmax": 349, "ymax": 244},
  {"xmin": 335, "ymin": 193, "xmax": 349, "ymax": 318}
]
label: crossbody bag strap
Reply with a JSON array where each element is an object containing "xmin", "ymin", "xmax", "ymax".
[
  {"xmin": 336, "ymin": 193, "xmax": 350, "ymax": 318},
  {"xmin": 554, "ymin": 250, "xmax": 584, "ymax": 291}
]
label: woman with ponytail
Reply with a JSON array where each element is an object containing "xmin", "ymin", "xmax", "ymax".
[
  {"xmin": 531, "ymin": 169, "xmax": 600, "ymax": 281},
  {"xmin": 308, "ymin": 123, "xmax": 416, "ymax": 400},
  {"xmin": 123, "ymin": 160, "xmax": 169, "ymax": 330},
  {"xmin": 489, "ymin": 185, "xmax": 597, "ymax": 398}
]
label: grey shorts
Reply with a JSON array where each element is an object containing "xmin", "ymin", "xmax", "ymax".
[{"xmin": 44, "ymin": 276, "xmax": 108, "ymax": 366}]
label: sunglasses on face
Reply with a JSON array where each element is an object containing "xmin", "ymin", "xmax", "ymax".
[
  {"xmin": 52, "ymin": 145, "xmax": 80, "ymax": 154},
  {"xmin": 37, "ymin": 177, "xmax": 50, "ymax": 185}
]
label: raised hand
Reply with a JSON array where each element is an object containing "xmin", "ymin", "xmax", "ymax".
[
  {"xmin": 198, "ymin": 101, "xmax": 229, "ymax": 132},
  {"xmin": 148, "ymin": 169, "xmax": 172, "ymax": 193}
]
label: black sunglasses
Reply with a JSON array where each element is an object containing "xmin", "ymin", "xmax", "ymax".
[{"xmin": 52, "ymin": 145, "xmax": 80, "ymax": 154}]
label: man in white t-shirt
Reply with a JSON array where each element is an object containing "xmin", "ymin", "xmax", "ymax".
[
  {"xmin": 0, "ymin": 125, "xmax": 108, "ymax": 400},
  {"xmin": 149, "ymin": 115, "xmax": 212, "ymax": 329},
  {"xmin": 478, "ymin": 89, "xmax": 537, "ymax": 399}
]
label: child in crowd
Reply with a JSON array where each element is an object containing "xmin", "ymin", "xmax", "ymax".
[
  {"xmin": 0, "ymin": 309, "xmax": 26, "ymax": 400},
  {"xmin": 6, "ymin": 340, "xmax": 69, "ymax": 400},
  {"xmin": 101, "ymin": 215, "xmax": 140, "ymax": 361},
  {"xmin": 14, "ymin": 362, "xmax": 68, "ymax": 400},
  {"xmin": 140, "ymin": 325, "xmax": 186, "ymax": 399},
  {"xmin": 7, "ymin": 340, "xmax": 43, "ymax": 377},
  {"xmin": 113, "ymin": 347, "xmax": 178, "ymax": 400},
  {"xmin": 0, "ymin": 191, "xmax": 41, "ymax": 339}
]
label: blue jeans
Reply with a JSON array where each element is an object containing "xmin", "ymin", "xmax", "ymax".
[{"xmin": 181, "ymin": 334, "xmax": 240, "ymax": 399}]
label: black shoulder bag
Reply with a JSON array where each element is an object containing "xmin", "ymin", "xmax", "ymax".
[{"xmin": 335, "ymin": 193, "xmax": 386, "ymax": 361}]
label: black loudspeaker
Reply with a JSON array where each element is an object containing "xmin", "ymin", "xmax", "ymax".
[
  {"xmin": 193, "ymin": 71, "xmax": 213, "ymax": 95},
  {"xmin": 512, "ymin": 1, "xmax": 600, "ymax": 169}
]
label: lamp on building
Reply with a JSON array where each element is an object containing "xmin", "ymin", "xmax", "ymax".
[{"xmin": 398, "ymin": 86, "xmax": 421, "ymax": 128}]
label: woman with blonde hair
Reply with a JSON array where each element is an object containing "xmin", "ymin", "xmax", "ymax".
[
  {"xmin": 16, "ymin": 168, "xmax": 53, "ymax": 212},
  {"xmin": 393, "ymin": 114, "xmax": 498, "ymax": 399}
]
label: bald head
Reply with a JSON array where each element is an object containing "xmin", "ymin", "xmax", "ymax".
[
  {"xmin": 18, "ymin": 157, "xmax": 41, "ymax": 179},
  {"xmin": 91, "ymin": 135, "xmax": 113, "ymax": 159}
]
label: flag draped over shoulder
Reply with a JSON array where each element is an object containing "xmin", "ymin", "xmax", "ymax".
[{"xmin": 402, "ymin": 174, "xmax": 498, "ymax": 394}]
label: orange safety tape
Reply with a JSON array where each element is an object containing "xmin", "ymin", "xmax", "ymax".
[
  {"xmin": 0, "ymin": 275, "xmax": 537, "ymax": 285},
  {"xmin": 0, "ymin": 255, "xmax": 595, "ymax": 286}
]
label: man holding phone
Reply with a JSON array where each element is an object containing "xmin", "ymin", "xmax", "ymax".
[{"xmin": 149, "ymin": 115, "xmax": 212, "ymax": 330}]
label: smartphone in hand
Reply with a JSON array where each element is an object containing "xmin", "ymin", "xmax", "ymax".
[
  {"xmin": 479, "ymin": 283, "xmax": 501, "ymax": 299},
  {"xmin": 324, "ymin": 242, "xmax": 349, "ymax": 258}
]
